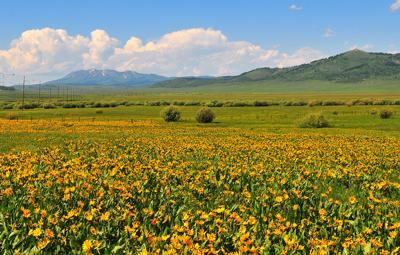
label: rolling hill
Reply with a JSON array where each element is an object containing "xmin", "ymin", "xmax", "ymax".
[
  {"xmin": 0, "ymin": 85, "xmax": 15, "ymax": 91},
  {"xmin": 46, "ymin": 69, "xmax": 169, "ymax": 86},
  {"xmin": 153, "ymin": 49, "xmax": 400, "ymax": 88}
]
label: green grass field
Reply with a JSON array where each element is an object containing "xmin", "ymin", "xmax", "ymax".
[
  {"xmin": 1, "ymin": 87, "xmax": 400, "ymax": 254},
  {"xmin": 1, "ymin": 103, "xmax": 399, "ymax": 152}
]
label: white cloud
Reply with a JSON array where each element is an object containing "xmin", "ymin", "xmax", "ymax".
[
  {"xmin": 390, "ymin": 0, "xmax": 400, "ymax": 12},
  {"xmin": 289, "ymin": 4, "xmax": 302, "ymax": 11},
  {"xmin": 274, "ymin": 48, "xmax": 326, "ymax": 68},
  {"xmin": 323, "ymin": 28, "xmax": 336, "ymax": 38},
  {"xmin": 0, "ymin": 27, "xmax": 325, "ymax": 81}
]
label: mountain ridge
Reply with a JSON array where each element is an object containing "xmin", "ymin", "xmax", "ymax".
[
  {"xmin": 46, "ymin": 69, "xmax": 169, "ymax": 86},
  {"xmin": 42, "ymin": 50, "xmax": 400, "ymax": 89},
  {"xmin": 153, "ymin": 49, "xmax": 400, "ymax": 88}
]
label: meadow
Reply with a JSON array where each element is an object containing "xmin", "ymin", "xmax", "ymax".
[{"xmin": 0, "ymin": 89, "xmax": 400, "ymax": 254}]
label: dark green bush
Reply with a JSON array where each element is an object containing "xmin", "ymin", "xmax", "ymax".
[
  {"xmin": 62, "ymin": 103, "xmax": 77, "ymax": 108},
  {"xmin": 380, "ymin": 109, "xmax": 394, "ymax": 119},
  {"xmin": 161, "ymin": 106, "xmax": 181, "ymax": 122},
  {"xmin": 196, "ymin": 107, "xmax": 215, "ymax": 123},
  {"xmin": 184, "ymin": 101, "xmax": 201, "ymax": 106},
  {"xmin": 206, "ymin": 100, "xmax": 223, "ymax": 107},
  {"xmin": 43, "ymin": 103, "xmax": 56, "ymax": 109},
  {"xmin": 19, "ymin": 103, "xmax": 41, "ymax": 109},
  {"xmin": 2, "ymin": 104, "xmax": 14, "ymax": 110},
  {"xmin": 298, "ymin": 113, "xmax": 331, "ymax": 128},
  {"xmin": 6, "ymin": 113, "xmax": 18, "ymax": 120},
  {"xmin": 172, "ymin": 101, "xmax": 185, "ymax": 106},
  {"xmin": 253, "ymin": 101, "xmax": 269, "ymax": 107},
  {"xmin": 321, "ymin": 101, "xmax": 345, "ymax": 106},
  {"xmin": 308, "ymin": 100, "xmax": 322, "ymax": 107},
  {"xmin": 233, "ymin": 102, "xmax": 252, "ymax": 107}
]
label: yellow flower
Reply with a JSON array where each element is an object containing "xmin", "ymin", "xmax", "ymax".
[
  {"xmin": 21, "ymin": 208, "xmax": 30, "ymax": 218},
  {"xmin": 207, "ymin": 233, "xmax": 216, "ymax": 243},
  {"xmin": 138, "ymin": 248, "xmax": 148, "ymax": 255},
  {"xmin": 28, "ymin": 228, "xmax": 42, "ymax": 237},
  {"xmin": 349, "ymin": 196, "xmax": 357, "ymax": 204},
  {"xmin": 82, "ymin": 240, "xmax": 92, "ymax": 254},
  {"xmin": 215, "ymin": 207, "xmax": 225, "ymax": 213},
  {"xmin": 248, "ymin": 216, "xmax": 257, "ymax": 225},
  {"xmin": 85, "ymin": 211, "xmax": 93, "ymax": 221},
  {"xmin": 100, "ymin": 212, "xmax": 110, "ymax": 221},
  {"xmin": 389, "ymin": 231, "xmax": 397, "ymax": 239},
  {"xmin": 45, "ymin": 229, "xmax": 54, "ymax": 238},
  {"xmin": 37, "ymin": 239, "xmax": 50, "ymax": 249},
  {"xmin": 275, "ymin": 196, "xmax": 283, "ymax": 203}
]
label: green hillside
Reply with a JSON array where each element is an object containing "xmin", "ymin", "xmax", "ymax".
[{"xmin": 153, "ymin": 49, "xmax": 400, "ymax": 88}]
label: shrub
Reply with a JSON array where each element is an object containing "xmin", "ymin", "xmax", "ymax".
[
  {"xmin": 322, "ymin": 101, "xmax": 345, "ymax": 106},
  {"xmin": 95, "ymin": 110, "xmax": 104, "ymax": 114},
  {"xmin": 379, "ymin": 109, "xmax": 394, "ymax": 119},
  {"xmin": 2, "ymin": 104, "xmax": 14, "ymax": 110},
  {"xmin": 43, "ymin": 103, "xmax": 56, "ymax": 109},
  {"xmin": 148, "ymin": 101, "xmax": 161, "ymax": 106},
  {"xmin": 308, "ymin": 100, "xmax": 322, "ymax": 107},
  {"xmin": 253, "ymin": 101, "xmax": 269, "ymax": 107},
  {"xmin": 196, "ymin": 107, "xmax": 215, "ymax": 123},
  {"xmin": 161, "ymin": 106, "xmax": 181, "ymax": 122},
  {"xmin": 19, "ymin": 102, "xmax": 41, "ymax": 109},
  {"xmin": 62, "ymin": 103, "xmax": 77, "ymax": 108},
  {"xmin": 298, "ymin": 113, "xmax": 331, "ymax": 128},
  {"xmin": 284, "ymin": 101, "xmax": 307, "ymax": 107},
  {"xmin": 233, "ymin": 102, "xmax": 252, "ymax": 107},
  {"xmin": 184, "ymin": 101, "xmax": 201, "ymax": 106},
  {"xmin": 172, "ymin": 101, "xmax": 185, "ymax": 106},
  {"xmin": 6, "ymin": 113, "xmax": 18, "ymax": 120},
  {"xmin": 332, "ymin": 111, "xmax": 339, "ymax": 115},
  {"xmin": 206, "ymin": 100, "xmax": 223, "ymax": 107},
  {"xmin": 110, "ymin": 102, "xmax": 119, "ymax": 108}
]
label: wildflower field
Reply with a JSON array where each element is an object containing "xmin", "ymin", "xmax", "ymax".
[{"xmin": 0, "ymin": 116, "xmax": 399, "ymax": 254}]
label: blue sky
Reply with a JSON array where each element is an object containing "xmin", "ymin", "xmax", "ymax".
[{"xmin": 0, "ymin": 0, "xmax": 399, "ymax": 81}]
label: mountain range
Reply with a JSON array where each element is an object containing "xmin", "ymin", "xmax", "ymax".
[
  {"xmin": 42, "ymin": 49, "xmax": 400, "ymax": 89},
  {"xmin": 153, "ymin": 49, "xmax": 400, "ymax": 88},
  {"xmin": 46, "ymin": 69, "xmax": 169, "ymax": 86}
]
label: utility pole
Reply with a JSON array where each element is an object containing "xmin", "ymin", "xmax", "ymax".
[
  {"xmin": 66, "ymin": 87, "xmax": 69, "ymax": 102},
  {"xmin": 38, "ymin": 82, "xmax": 41, "ymax": 102},
  {"xmin": 58, "ymin": 85, "xmax": 60, "ymax": 99},
  {"xmin": 22, "ymin": 76, "xmax": 26, "ymax": 111}
]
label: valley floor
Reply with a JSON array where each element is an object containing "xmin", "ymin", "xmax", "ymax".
[{"xmin": 0, "ymin": 99, "xmax": 399, "ymax": 254}]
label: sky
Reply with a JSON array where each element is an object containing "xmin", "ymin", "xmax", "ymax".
[{"xmin": 0, "ymin": 0, "xmax": 399, "ymax": 84}]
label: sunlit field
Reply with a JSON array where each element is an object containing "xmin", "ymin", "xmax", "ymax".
[{"xmin": 0, "ymin": 92, "xmax": 399, "ymax": 254}]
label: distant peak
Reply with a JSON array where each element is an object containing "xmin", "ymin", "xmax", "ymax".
[{"xmin": 348, "ymin": 48, "xmax": 366, "ymax": 54}]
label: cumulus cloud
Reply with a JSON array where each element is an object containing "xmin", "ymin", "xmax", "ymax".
[
  {"xmin": 390, "ymin": 0, "xmax": 400, "ymax": 12},
  {"xmin": 0, "ymin": 27, "xmax": 325, "ymax": 81},
  {"xmin": 274, "ymin": 48, "xmax": 326, "ymax": 68},
  {"xmin": 289, "ymin": 4, "xmax": 302, "ymax": 11}
]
